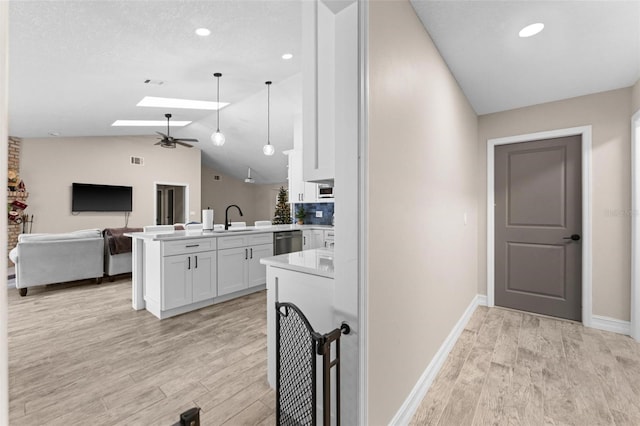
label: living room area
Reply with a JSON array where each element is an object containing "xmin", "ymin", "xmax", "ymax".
[{"xmin": 4, "ymin": 1, "xmax": 310, "ymax": 423}]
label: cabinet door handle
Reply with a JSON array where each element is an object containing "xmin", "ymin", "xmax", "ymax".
[
  {"xmin": 303, "ymin": 236, "xmax": 306, "ymax": 245},
  {"xmin": 188, "ymin": 256, "xmax": 191, "ymax": 270},
  {"xmin": 245, "ymin": 248, "xmax": 248, "ymax": 260},
  {"xmin": 250, "ymin": 248, "xmax": 253, "ymax": 259},
  {"xmin": 195, "ymin": 255, "xmax": 198, "ymax": 269},
  {"xmin": 186, "ymin": 244, "xmax": 199, "ymax": 248}
]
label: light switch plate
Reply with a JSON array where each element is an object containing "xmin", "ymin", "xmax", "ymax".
[{"xmin": 315, "ymin": 211, "xmax": 323, "ymax": 218}]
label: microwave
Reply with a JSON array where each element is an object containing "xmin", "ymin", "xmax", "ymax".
[{"xmin": 318, "ymin": 185, "xmax": 334, "ymax": 199}]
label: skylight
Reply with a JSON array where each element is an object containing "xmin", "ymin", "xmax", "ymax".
[
  {"xmin": 519, "ymin": 23, "xmax": 544, "ymax": 38},
  {"xmin": 111, "ymin": 120, "xmax": 191, "ymax": 127},
  {"xmin": 136, "ymin": 96, "xmax": 229, "ymax": 110}
]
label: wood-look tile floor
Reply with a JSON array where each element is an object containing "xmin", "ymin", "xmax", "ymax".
[
  {"xmin": 8, "ymin": 278, "xmax": 275, "ymax": 425},
  {"xmin": 411, "ymin": 306, "xmax": 640, "ymax": 426}
]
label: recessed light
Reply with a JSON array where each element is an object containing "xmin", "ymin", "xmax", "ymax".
[
  {"xmin": 282, "ymin": 53, "xmax": 293, "ymax": 60},
  {"xmin": 519, "ymin": 23, "xmax": 544, "ymax": 38},
  {"xmin": 195, "ymin": 28, "xmax": 211, "ymax": 36},
  {"xmin": 111, "ymin": 120, "xmax": 192, "ymax": 127},
  {"xmin": 136, "ymin": 96, "xmax": 229, "ymax": 110}
]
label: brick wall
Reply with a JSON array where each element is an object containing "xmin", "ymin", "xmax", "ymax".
[{"xmin": 7, "ymin": 136, "xmax": 27, "ymax": 265}]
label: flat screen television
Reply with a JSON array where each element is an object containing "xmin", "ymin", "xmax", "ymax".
[{"xmin": 72, "ymin": 183, "xmax": 133, "ymax": 212}]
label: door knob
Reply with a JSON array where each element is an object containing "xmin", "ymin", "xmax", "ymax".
[{"xmin": 563, "ymin": 234, "xmax": 581, "ymax": 241}]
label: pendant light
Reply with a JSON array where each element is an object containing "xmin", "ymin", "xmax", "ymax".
[
  {"xmin": 263, "ymin": 81, "xmax": 275, "ymax": 156},
  {"xmin": 244, "ymin": 167, "xmax": 255, "ymax": 184},
  {"xmin": 211, "ymin": 72, "xmax": 225, "ymax": 146}
]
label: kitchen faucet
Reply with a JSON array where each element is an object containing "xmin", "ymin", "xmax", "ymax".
[{"xmin": 225, "ymin": 204, "xmax": 244, "ymax": 230}]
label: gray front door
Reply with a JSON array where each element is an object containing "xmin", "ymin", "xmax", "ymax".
[{"xmin": 495, "ymin": 135, "xmax": 582, "ymax": 321}]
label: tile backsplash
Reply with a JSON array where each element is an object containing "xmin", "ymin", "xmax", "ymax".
[{"xmin": 293, "ymin": 202, "xmax": 334, "ymax": 225}]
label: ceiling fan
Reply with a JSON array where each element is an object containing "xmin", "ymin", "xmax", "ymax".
[{"xmin": 155, "ymin": 113, "xmax": 199, "ymax": 149}]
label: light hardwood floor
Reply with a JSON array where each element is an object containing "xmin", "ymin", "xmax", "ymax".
[
  {"xmin": 8, "ymin": 278, "xmax": 275, "ymax": 425},
  {"xmin": 410, "ymin": 306, "xmax": 640, "ymax": 426},
  {"xmin": 10, "ymin": 280, "xmax": 640, "ymax": 426}
]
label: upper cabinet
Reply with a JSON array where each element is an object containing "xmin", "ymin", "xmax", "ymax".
[{"xmin": 302, "ymin": 0, "xmax": 358, "ymax": 183}]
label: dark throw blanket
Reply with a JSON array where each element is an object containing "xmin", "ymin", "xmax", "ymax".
[{"xmin": 104, "ymin": 227, "xmax": 142, "ymax": 255}]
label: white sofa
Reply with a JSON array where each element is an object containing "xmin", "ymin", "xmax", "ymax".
[{"xmin": 9, "ymin": 229, "xmax": 104, "ymax": 296}]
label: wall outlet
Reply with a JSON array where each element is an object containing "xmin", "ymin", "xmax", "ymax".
[{"xmin": 316, "ymin": 211, "xmax": 323, "ymax": 218}]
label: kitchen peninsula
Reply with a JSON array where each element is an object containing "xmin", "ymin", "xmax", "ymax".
[{"xmin": 126, "ymin": 225, "xmax": 333, "ymax": 319}]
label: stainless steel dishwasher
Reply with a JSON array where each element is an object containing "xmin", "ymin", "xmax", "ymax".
[{"xmin": 273, "ymin": 230, "xmax": 303, "ymax": 255}]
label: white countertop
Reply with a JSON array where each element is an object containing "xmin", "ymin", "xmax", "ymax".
[
  {"xmin": 260, "ymin": 248, "xmax": 334, "ymax": 279},
  {"xmin": 125, "ymin": 224, "xmax": 334, "ymax": 241}
]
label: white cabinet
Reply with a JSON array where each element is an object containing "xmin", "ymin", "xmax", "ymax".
[
  {"xmin": 161, "ymin": 241, "xmax": 217, "ymax": 311},
  {"xmin": 249, "ymin": 244, "xmax": 274, "ymax": 287},
  {"xmin": 162, "ymin": 254, "xmax": 191, "ymax": 310},
  {"xmin": 287, "ymin": 125, "xmax": 318, "ymax": 203},
  {"xmin": 302, "ymin": 0, "xmax": 358, "ymax": 183},
  {"xmin": 217, "ymin": 233, "xmax": 274, "ymax": 296},
  {"xmin": 163, "ymin": 250, "xmax": 216, "ymax": 310},
  {"xmin": 217, "ymin": 247, "xmax": 249, "ymax": 296},
  {"xmin": 303, "ymin": 229, "xmax": 324, "ymax": 250}
]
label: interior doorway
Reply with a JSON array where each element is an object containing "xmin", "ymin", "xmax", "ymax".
[
  {"xmin": 487, "ymin": 126, "xmax": 593, "ymax": 326},
  {"xmin": 154, "ymin": 183, "xmax": 188, "ymax": 225},
  {"xmin": 494, "ymin": 136, "xmax": 582, "ymax": 321}
]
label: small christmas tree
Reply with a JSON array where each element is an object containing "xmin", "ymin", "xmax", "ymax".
[{"xmin": 273, "ymin": 186, "xmax": 292, "ymax": 224}]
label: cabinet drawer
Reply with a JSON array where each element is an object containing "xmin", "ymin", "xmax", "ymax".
[
  {"xmin": 217, "ymin": 235, "xmax": 248, "ymax": 250},
  {"xmin": 248, "ymin": 232, "xmax": 273, "ymax": 246},
  {"xmin": 162, "ymin": 238, "xmax": 215, "ymax": 256}
]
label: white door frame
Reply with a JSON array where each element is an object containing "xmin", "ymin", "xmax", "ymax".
[
  {"xmin": 631, "ymin": 109, "xmax": 640, "ymax": 341},
  {"xmin": 487, "ymin": 126, "xmax": 593, "ymax": 327},
  {"xmin": 153, "ymin": 182, "xmax": 189, "ymax": 226}
]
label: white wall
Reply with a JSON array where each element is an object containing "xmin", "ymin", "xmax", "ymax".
[
  {"xmin": 478, "ymin": 88, "xmax": 633, "ymax": 321},
  {"xmin": 19, "ymin": 136, "xmax": 201, "ymax": 233},
  {"xmin": 367, "ymin": 1, "xmax": 479, "ymax": 422},
  {"xmin": 201, "ymin": 165, "xmax": 285, "ymax": 225},
  {"xmin": 633, "ymin": 78, "xmax": 640, "ymax": 114},
  {"xmin": 0, "ymin": 2, "xmax": 10, "ymax": 423}
]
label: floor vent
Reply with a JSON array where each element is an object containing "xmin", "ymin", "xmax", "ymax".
[{"xmin": 130, "ymin": 156, "xmax": 144, "ymax": 166}]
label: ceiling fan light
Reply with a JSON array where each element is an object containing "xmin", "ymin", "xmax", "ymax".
[
  {"xmin": 211, "ymin": 130, "xmax": 225, "ymax": 146},
  {"xmin": 263, "ymin": 143, "xmax": 275, "ymax": 156}
]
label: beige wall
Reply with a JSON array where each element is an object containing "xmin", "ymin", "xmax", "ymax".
[
  {"xmin": 633, "ymin": 78, "xmax": 640, "ymax": 114},
  {"xmin": 477, "ymin": 88, "xmax": 633, "ymax": 321},
  {"xmin": 201, "ymin": 165, "xmax": 285, "ymax": 226},
  {"xmin": 20, "ymin": 136, "xmax": 201, "ymax": 233},
  {"xmin": 368, "ymin": 1, "xmax": 479, "ymax": 422}
]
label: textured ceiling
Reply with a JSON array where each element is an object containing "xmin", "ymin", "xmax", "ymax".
[
  {"xmin": 11, "ymin": 1, "xmax": 640, "ymax": 184},
  {"xmin": 9, "ymin": 0, "xmax": 302, "ymax": 183},
  {"xmin": 410, "ymin": 0, "xmax": 640, "ymax": 115}
]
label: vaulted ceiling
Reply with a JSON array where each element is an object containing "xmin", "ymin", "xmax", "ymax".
[{"xmin": 9, "ymin": 1, "xmax": 640, "ymax": 184}]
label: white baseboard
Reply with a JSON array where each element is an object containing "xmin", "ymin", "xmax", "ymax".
[
  {"xmin": 590, "ymin": 314, "xmax": 631, "ymax": 335},
  {"xmin": 476, "ymin": 294, "xmax": 487, "ymax": 306},
  {"xmin": 389, "ymin": 294, "xmax": 486, "ymax": 425}
]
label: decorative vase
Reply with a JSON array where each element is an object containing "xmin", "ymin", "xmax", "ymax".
[{"xmin": 297, "ymin": 219, "xmax": 303, "ymax": 225}]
